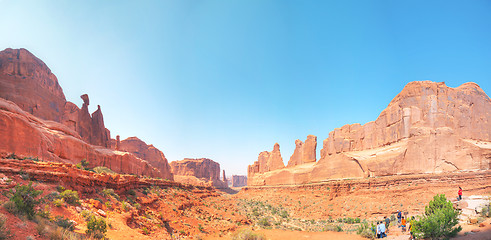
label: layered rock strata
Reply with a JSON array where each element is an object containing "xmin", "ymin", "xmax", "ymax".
[
  {"xmin": 119, "ymin": 137, "xmax": 174, "ymax": 180},
  {"xmin": 232, "ymin": 175, "xmax": 247, "ymax": 187},
  {"xmin": 0, "ymin": 48, "xmax": 173, "ymax": 179},
  {"xmin": 287, "ymin": 135, "xmax": 317, "ymax": 167},
  {"xmin": 170, "ymin": 158, "xmax": 228, "ymax": 188},
  {"xmin": 248, "ymin": 81, "xmax": 491, "ymax": 186}
]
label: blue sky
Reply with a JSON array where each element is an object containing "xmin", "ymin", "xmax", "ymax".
[{"xmin": 1, "ymin": 0, "xmax": 490, "ymax": 175}]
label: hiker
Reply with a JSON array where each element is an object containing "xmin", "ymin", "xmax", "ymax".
[
  {"xmin": 397, "ymin": 210, "xmax": 402, "ymax": 224},
  {"xmin": 409, "ymin": 216, "xmax": 415, "ymax": 239},
  {"xmin": 458, "ymin": 186, "xmax": 462, "ymax": 201},
  {"xmin": 384, "ymin": 216, "xmax": 390, "ymax": 233},
  {"xmin": 377, "ymin": 221, "xmax": 387, "ymax": 238},
  {"xmin": 401, "ymin": 216, "xmax": 407, "ymax": 232}
]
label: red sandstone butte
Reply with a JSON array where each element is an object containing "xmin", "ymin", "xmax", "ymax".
[
  {"xmin": 170, "ymin": 158, "xmax": 228, "ymax": 188},
  {"xmin": 248, "ymin": 81, "xmax": 491, "ymax": 186},
  {"xmin": 287, "ymin": 135, "xmax": 317, "ymax": 167},
  {"xmin": 0, "ymin": 48, "xmax": 172, "ymax": 179},
  {"xmin": 119, "ymin": 137, "xmax": 174, "ymax": 180},
  {"xmin": 232, "ymin": 175, "xmax": 247, "ymax": 187}
]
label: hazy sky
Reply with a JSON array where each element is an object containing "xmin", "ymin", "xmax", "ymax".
[{"xmin": 1, "ymin": 1, "xmax": 490, "ymax": 175}]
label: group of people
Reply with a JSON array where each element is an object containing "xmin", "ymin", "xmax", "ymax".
[
  {"xmin": 375, "ymin": 187, "xmax": 463, "ymax": 238},
  {"xmin": 375, "ymin": 210, "xmax": 416, "ymax": 239}
]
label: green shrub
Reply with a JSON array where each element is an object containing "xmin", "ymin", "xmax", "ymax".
[
  {"xmin": 481, "ymin": 202, "xmax": 491, "ymax": 218},
  {"xmin": 54, "ymin": 216, "xmax": 75, "ymax": 231},
  {"xmin": 356, "ymin": 221, "xmax": 375, "ymax": 239},
  {"xmin": 323, "ymin": 224, "xmax": 343, "ymax": 232},
  {"xmin": 280, "ymin": 210, "xmax": 289, "ymax": 218},
  {"xmin": 412, "ymin": 194, "xmax": 462, "ymax": 239},
  {"xmin": 53, "ymin": 198, "xmax": 64, "ymax": 207},
  {"xmin": 9, "ymin": 182, "xmax": 43, "ymax": 219},
  {"xmin": 101, "ymin": 188, "xmax": 120, "ymax": 201},
  {"xmin": 59, "ymin": 190, "xmax": 80, "ymax": 205},
  {"xmin": 86, "ymin": 215, "xmax": 107, "ymax": 239},
  {"xmin": 0, "ymin": 213, "xmax": 12, "ymax": 239},
  {"xmin": 258, "ymin": 217, "xmax": 271, "ymax": 228}
]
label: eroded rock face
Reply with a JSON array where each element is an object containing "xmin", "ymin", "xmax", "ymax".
[
  {"xmin": 0, "ymin": 48, "xmax": 66, "ymax": 122},
  {"xmin": 232, "ymin": 175, "xmax": 247, "ymax": 187},
  {"xmin": 119, "ymin": 137, "xmax": 174, "ymax": 180},
  {"xmin": 0, "ymin": 48, "xmax": 173, "ymax": 179},
  {"xmin": 287, "ymin": 135, "xmax": 317, "ymax": 167},
  {"xmin": 170, "ymin": 158, "xmax": 227, "ymax": 188},
  {"xmin": 248, "ymin": 81, "xmax": 491, "ymax": 186},
  {"xmin": 0, "ymin": 98, "xmax": 165, "ymax": 178},
  {"xmin": 248, "ymin": 143, "xmax": 285, "ymax": 182}
]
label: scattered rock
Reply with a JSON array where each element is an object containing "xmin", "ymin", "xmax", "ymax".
[{"xmin": 97, "ymin": 209, "xmax": 107, "ymax": 218}]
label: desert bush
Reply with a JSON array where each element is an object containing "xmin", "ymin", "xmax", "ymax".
[
  {"xmin": 60, "ymin": 190, "xmax": 80, "ymax": 205},
  {"xmin": 0, "ymin": 213, "xmax": 12, "ymax": 239},
  {"xmin": 53, "ymin": 198, "xmax": 64, "ymax": 207},
  {"xmin": 231, "ymin": 228, "xmax": 265, "ymax": 240},
  {"xmin": 258, "ymin": 217, "xmax": 271, "ymax": 228},
  {"xmin": 412, "ymin": 194, "xmax": 461, "ymax": 239},
  {"xmin": 54, "ymin": 216, "xmax": 75, "ymax": 231},
  {"xmin": 9, "ymin": 182, "xmax": 43, "ymax": 219},
  {"xmin": 101, "ymin": 188, "xmax": 120, "ymax": 201},
  {"xmin": 279, "ymin": 210, "xmax": 289, "ymax": 218},
  {"xmin": 481, "ymin": 202, "xmax": 491, "ymax": 218},
  {"xmin": 121, "ymin": 201, "xmax": 130, "ymax": 212},
  {"xmin": 356, "ymin": 221, "xmax": 375, "ymax": 239},
  {"xmin": 86, "ymin": 215, "xmax": 107, "ymax": 239},
  {"xmin": 38, "ymin": 205, "xmax": 51, "ymax": 219},
  {"xmin": 323, "ymin": 224, "xmax": 343, "ymax": 232},
  {"xmin": 126, "ymin": 189, "xmax": 136, "ymax": 196},
  {"xmin": 3, "ymin": 201, "xmax": 17, "ymax": 214}
]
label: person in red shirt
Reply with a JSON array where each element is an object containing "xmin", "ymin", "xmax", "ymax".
[{"xmin": 458, "ymin": 187, "xmax": 462, "ymax": 201}]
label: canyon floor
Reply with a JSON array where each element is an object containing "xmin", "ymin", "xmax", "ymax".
[{"xmin": 0, "ymin": 157, "xmax": 489, "ymax": 240}]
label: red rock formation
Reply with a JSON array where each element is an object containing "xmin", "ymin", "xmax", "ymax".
[
  {"xmin": 170, "ymin": 158, "xmax": 228, "ymax": 188},
  {"xmin": 0, "ymin": 48, "xmax": 110, "ymax": 147},
  {"xmin": 223, "ymin": 170, "xmax": 227, "ymax": 182},
  {"xmin": 119, "ymin": 137, "xmax": 174, "ymax": 180},
  {"xmin": 0, "ymin": 48, "xmax": 66, "ymax": 122},
  {"xmin": 248, "ymin": 81, "xmax": 491, "ymax": 186},
  {"xmin": 0, "ymin": 98, "xmax": 165, "ymax": 178},
  {"xmin": 247, "ymin": 143, "xmax": 285, "ymax": 184},
  {"xmin": 287, "ymin": 135, "xmax": 317, "ymax": 167},
  {"xmin": 232, "ymin": 175, "xmax": 247, "ymax": 187},
  {"xmin": 0, "ymin": 48, "xmax": 173, "ymax": 179}
]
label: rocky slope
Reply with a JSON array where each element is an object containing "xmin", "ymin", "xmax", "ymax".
[
  {"xmin": 248, "ymin": 81, "xmax": 491, "ymax": 186},
  {"xmin": 170, "ymin": 158, "xmax": 228, "ymax": 188},
  {"xmin": 0, "ymin": 48, "xmax": 173, "ymax": 179}
]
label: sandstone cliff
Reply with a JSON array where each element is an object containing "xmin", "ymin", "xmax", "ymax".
[
  {"xmin": 119, "ymin": 137, "xmax": 174, "ymax": 180},
  {"xmin": 232, "ymin": 175, "xmax": 247, "ymax": 187},
  {"xmin": 287, "ymin": 135, "xmax": 317, "ymax": 167},
  {"xmin": 248, "ymin": 143, "xmax": 285, "ymax": 179},
  {"xmin": 248, "ymin": 81, "xmax": 491, "ymax": 186},
  {"xmin": 170, "ymin": 158, "xmax": 228, "ymax": 188},
  {"xmin": 0, "ymin": 48, "xmax": 173, "ymax": 179}
]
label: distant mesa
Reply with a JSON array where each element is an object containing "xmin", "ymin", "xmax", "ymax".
[
  {"xmin": 248, "ymin": 81, "xmax": 491, "ymax": 186},
  {"xmin": 0, "ymin": 48, "xmax": 173, "ymax": 179},
  {"xmin": 231, "ymin": 175, "xmax": 247, "ymax": 187},
  {"xmin": 170, "ymin": 158, "xmax": 228, "ymax": 188}
]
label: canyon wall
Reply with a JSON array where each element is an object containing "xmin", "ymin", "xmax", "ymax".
[
  {"xmin": 232, "ymin": 175, "xmax": 247, "ymax": 187},
  {"xmin": 170, "ymin": 158, "xmax": 228, "ymax": 188},
  {"xmin": 248, "ymin": 81, "xmax": 491, "ymax": 186},
  {"xmin": 0, "ymin": 48, "xmax": 173, "ymax": 179}
]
